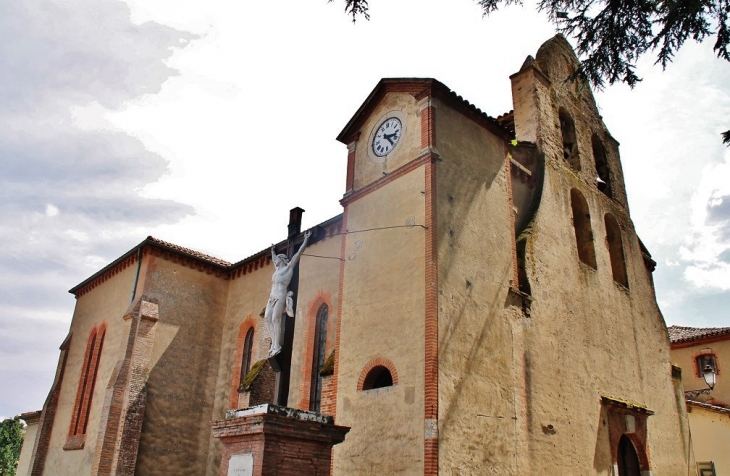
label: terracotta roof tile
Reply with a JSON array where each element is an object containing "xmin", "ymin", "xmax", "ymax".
[
  {"xmin": 147, "ymin": 236, "xmax": 231, "ymax": 267},
  {"xmin": 667, "ymin": 325, "xmax": 730, "ymax": 344}
]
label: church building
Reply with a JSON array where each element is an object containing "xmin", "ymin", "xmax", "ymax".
[{"xmin": 18, "ymin": 36, "xmax": 694, "ymax": 475}]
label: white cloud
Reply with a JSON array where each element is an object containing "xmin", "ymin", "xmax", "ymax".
[{"xmin": 44, "ymin": 204, "xmax": 59, "ymax": 217}]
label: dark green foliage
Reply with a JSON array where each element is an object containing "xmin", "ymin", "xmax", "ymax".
[
  {"xmin": 0, "ymin": 417, "xmax": 24, "ymax": 476},
  {"xmin": 334, "ymin": 0, "xmax": 730, "ymax": 144},
  {"xmin": 330, "ymin": 0, "xmax": 369, "ymax": 22},
  {"xmin": 723, "ymin": 129, "xmax": 730, "ymax": 145},
  {"xmin": 239, "ymin": 359, "xmax": 267, "ymax": 391},
  {"xmin": 319, "ymin": 350, "xmax": 335, "ymax": 377}
]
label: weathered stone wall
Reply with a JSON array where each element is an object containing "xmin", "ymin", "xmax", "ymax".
[
  {"xmin": 433, "ymin": 97, "xmax": 519, "ymax": 474},
  {"xmin": 132, "ymin": 256, "xmax": 229, "ymax": 476},
  {"xmin": 513, "ymin": 35, "xmax": 690, "ymax": 474}
]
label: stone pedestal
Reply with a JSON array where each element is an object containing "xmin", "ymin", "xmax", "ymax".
[{"xmin": 212, "ymin": 404, "xmax": 350, "ymax": 476}]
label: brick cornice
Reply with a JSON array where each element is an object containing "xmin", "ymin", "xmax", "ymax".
[
  {"xmin": 337, "ymin": 78, "xmax": 510, "ymax": 146},
  {"xmin": 340, "ymin": 151, "xmax": 439, "ymax": 207}
]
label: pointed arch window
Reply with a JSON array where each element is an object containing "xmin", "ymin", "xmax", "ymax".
[
  {"xmin": 66, "ymin": 324, "xmax": 106, "ymax": 449},
  {"xmin": 309, "ymin": 304, "xmax": 328, "ymax": 412},
  {"xmin": 605, "ymin": 213, "xmax": 628, "ymax": 287},
  {"xmin": 570, "ymin": 189, "xmax": 597, "ymax": 269}
]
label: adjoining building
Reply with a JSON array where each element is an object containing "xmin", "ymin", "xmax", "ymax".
[
  {"xmin": 19, "ymin": 36, "xmax": 695, "ymax": 475},
  {"xmin": 669, "ymin": 325, "xmax": 730, "ymax": 476}
]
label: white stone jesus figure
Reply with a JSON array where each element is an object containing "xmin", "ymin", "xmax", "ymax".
[{"xmin": 265, "ymin": 230, "xmax": 311, "ymax": 357}]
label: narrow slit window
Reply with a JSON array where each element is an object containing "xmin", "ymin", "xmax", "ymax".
[
  {"xmin": 605, "ymin": 214, "xmax": 628, "ymax": 287},
  {"xmin": 592, "ymin": 135, "xmax": 612, "ymax": 197},
  {"xmin": 570, "ymin": 189, "xmax": 597, "ymax": 269},
  {"xmin": 240, "ymin": 327, "xmax": 254, "ymax": 384},
  {"xmin": 310, "ymin": 304, "xmax": 328, "ymax": 412},
  {"xmin": 559, "ymin": 109, "xmax": 580, "ymax": 170}
]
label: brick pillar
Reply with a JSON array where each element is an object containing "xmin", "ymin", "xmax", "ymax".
[{"xmin": 212, "ymin": 404, "xmax": 350, "ymax": 476}]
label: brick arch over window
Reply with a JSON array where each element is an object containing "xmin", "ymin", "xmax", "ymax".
[
  {"xmin": 605, "ymin": 213, "xmax": 629, "ymax": 288},
  {"xmin": 66, "ymin": 322, "xmax": 107, "ymax": 449},
  {"xmin": 692, "ymin": 349, "xmax": 721, "ymax": 377},
  {"xmin": 229, "ymin": 316, "xmax": 256, "ymax": 409},
  {"xmin": 559, "ymin": 108, "xmax": 580, "ymax": 171},
  {"xmin": 298, "ymin": 290, "xmax": 333, "ymax": 411},
  {"xmin": 617, "ymin": 433, "xmax": 650, "ymax": 474},
  {"xmin": 357, "ymin": 357, "xmax": 399, "ymax": 391},
  {"xmin": 592, "ymin": 134, "xmax": 613, "ymax": 197},
  {"xmin": 570, "ymin": 188, "xmax": 597, "ymax": 269}
]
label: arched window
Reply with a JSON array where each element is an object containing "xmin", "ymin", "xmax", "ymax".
[
  {"xmin": 559, "ymin": 109, "xmax": 580, "ymax": 170},
  {"xmin": 362, "ymin": 366, "xmax": 394, "ymax": 390},
  {"xmin": 309, "ymin": 304, "xmax": 328, "ymax": 412},
  {"xmin": 68, "ymin": 324, "xmax": 106, "ymax": 441},
  {"xmin": 592, "ymin": 135, "xmax": 612, "ymax": 197},
  {"xmin": 570, "ymin": 189, "xmax": 597, "ymax": 269},
  {"xmin": 358, "ymin": 357, "xmax": 399, "ymax": 391},
  {"xmin": 240, "ymin": 327, "xmax": 255, "ymax": 383},
  {"xmin": 605, "ymin": 214, "xmax": 628, "ymax": 287}
]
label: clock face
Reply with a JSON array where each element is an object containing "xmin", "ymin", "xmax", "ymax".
[{"xmin": 372, "ymin": 117, "xmax": 403, "ymax": 157}]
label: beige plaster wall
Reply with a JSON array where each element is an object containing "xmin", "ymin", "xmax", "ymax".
[
  {"xmin": 216, "ymin": 263, "xmax": 271, "ymax": 393},
  {"xmin": 687, "ymin": 405, "xmax": 730, "ymax": 474},
  {"xmin": 671, "ymin": 339, "xmax": 730, "ymax": 405},
  {"xmin": 133, "ymin": 256, "xmax": 229, "ymax": 476},
  {"xmin": 434, "ymin": 98, "xmax": 521, "ymax": 474},
  {"xmin": 334, "ymin": 165, "xmax": 426, "ymax": 475},
  {"xmin": 352, "ymin": 92, "xmax": 422, "ymax": 191},
  {"xmin": 513, "ymin": 36, "xmax": 690, "ymax": 475},
  {"xmin": 17, "ymin": 420, "xmax": 39, "ymax": 476},
  {"xmin": 289, "ymin": 233, "xmax": 342, "ymax": 411},
  {"xmin": 42, "ymin": 264, "xmax": 137, "ymax": 475}
]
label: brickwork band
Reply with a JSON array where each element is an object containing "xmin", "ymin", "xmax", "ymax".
[{"xmin": 422, "ymin": 100, "xmax": 439, "ymax": 475}]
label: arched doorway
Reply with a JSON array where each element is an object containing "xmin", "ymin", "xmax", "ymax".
[{"xmin": 617, "ymin": 434, "xmax": 641, "ymax": 476}]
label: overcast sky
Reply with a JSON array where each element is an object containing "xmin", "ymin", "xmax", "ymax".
[{"xmin": 1, "ymin": 0, "xmax": 728, "ymax": 419}]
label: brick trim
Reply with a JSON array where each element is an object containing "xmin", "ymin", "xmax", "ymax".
[
  {"xmin": 420, "ymin": 104, "xmax": 436, "ymax": 150},
  {"xmin": 322, "ymin": 206, "xmax": 347, "ymax": 419},
  {"xmin": 692, "ymin": 349, "xmax": 721, "ymax": 377},
  {"xmin": 298, "ymin": 290, "xmax": 333, "ymax": 411},
  {"xmin": 230, "ymin": 316, "xmax": 257, "ymax": 409},
  {"xmin": 424, "ymin": 159, "xmax": 439, "ymax": 475},
  {"xmin": 357, "ymin": 357, "xmax": 399, "ymax": 391},
  {"xmin": 67, "ymin": 323, "xmax": 107, "ymax": 447},
  {"xmin": 91, "ymin": 298, "xmax": 159, "ymax": 476},
  {"xmin": 30, "ymin": 334, "xmax": 72, "ymax": 476},
  {"xmin": 346, "ymin": 142, "xmax": 357, "ymax": 192},
  {"xmin": 340, "ymin": 151, "xmax": 439, "ymax": 207}
]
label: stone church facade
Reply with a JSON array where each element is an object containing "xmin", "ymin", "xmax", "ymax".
[{"xmin": 19, "ymin": 36, "xmax": 694, "ymax": 475}]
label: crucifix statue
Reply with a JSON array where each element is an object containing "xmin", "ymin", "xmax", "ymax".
[{"xmin": 265, "ymin": 229, "xmax": 311, "ymax": 357}]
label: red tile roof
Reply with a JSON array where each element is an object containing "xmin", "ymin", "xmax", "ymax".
[
  {"xmin": 668, "ymin": 325, "xmax": 730, "ymax": 344},
  {"xmin": 147, "ymin": 236, "xmax": 231, "ymax": 267}
]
